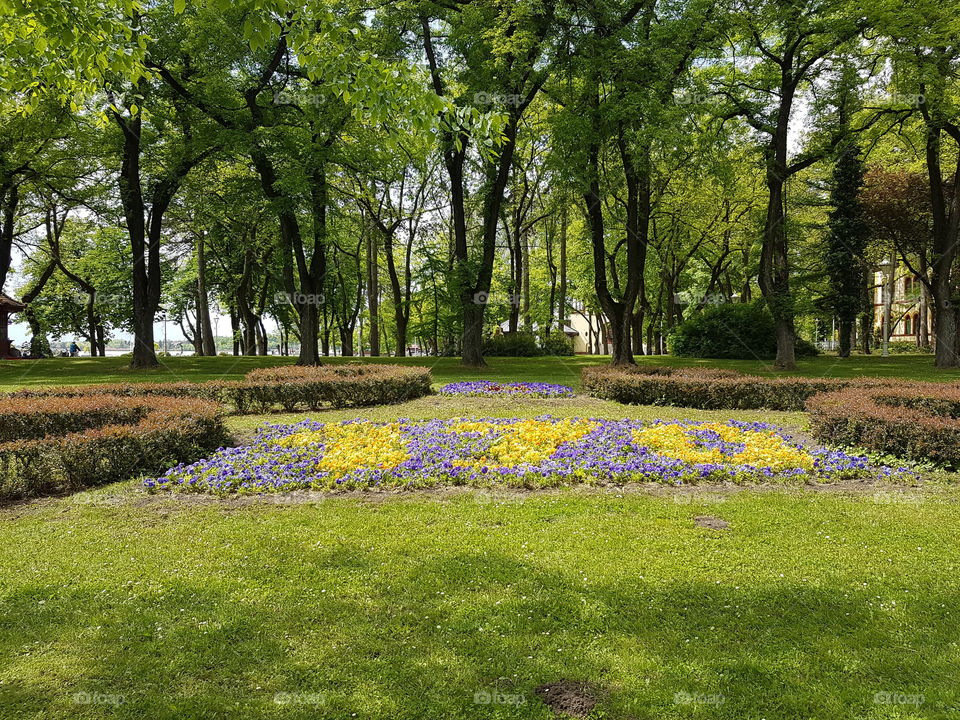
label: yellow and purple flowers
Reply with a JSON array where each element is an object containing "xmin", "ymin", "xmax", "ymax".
[
  {"xmin": 438, "ymin": 381, "xmax": 575, "ymax": 398},
  {"xmin": 146, "ymin": 417, "xmax": 907, "ymax": 494}
]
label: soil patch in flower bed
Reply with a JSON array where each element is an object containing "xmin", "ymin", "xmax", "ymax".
[
  {"xmin": 146, "ymin": 417, "xmax": 910, "ymax": 495},
  {"xmin": 438, "ymin": 381, "xmax": 575, "ymax": 398}
]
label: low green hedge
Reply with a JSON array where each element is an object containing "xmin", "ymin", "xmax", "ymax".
[
  {"xmin": 3, "ymin": 364, "xmax": 433, "ymax": 415},
  {"xmin": 582, "ymin": 365, "xmax": 889, "ymax": 411},
  {"xmin": 807, "ymin": 385, "xmax": 960, "ymax": 468},
  {"xmin": 0, "ymin": 396, "xmax": 228, "ymax": 499}
]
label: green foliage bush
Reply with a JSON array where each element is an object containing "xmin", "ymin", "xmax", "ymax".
[
  {"xmin": 582, "ymin": 365, "xmax": 886, "ymax": 411},
  {"xmin": 807, "ymin": 385, "xmax": 960, "ymax": 468},
  {"xmin": 668, "ymin": 303, "xmax": 819, "ymax": 359},
  {"xmin": 540, "ymin": 333, "xmax": 575, "ymax": 356},
  {"xmin": 482, "ymin": 332, "xmax": 574, "ymax": 357},
  {"xmin": 0, "ymin": 396, "xmax": 227, "ymax": 499},
  {"xmin": 886, "ymin": 341, "xmax": 933, "ymax": 355},
  {"xmin": 482, "ymin": 332, "xmax": 541, "ymax": 357}
]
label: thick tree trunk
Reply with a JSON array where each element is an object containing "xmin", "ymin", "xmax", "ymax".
[
  {"xmin": 340, "ymin": 324, "xmax": 354, "ymax": 357},
  {"xmin": 631, "ymin": 310, "xmax": 644, "ymax": 355},
  {"xmin": 838, "ymin": 319, "xmax": 852, "ymax": 358},
  {"xmin": 461, "ymin": 303, "xmax": 485, "ymax": 366},
  {"xmin": 395, "ymin": 315, "xmax": 408, "ymax": 357},
  {"xmin": 0, "ymin": 183, "xmax": 19, "ymax": 293},
  {"xmin": 924, "ymin": 123, "xmax": 960, "ymax": 367},
  {"xmin": 759, "ymin": 161, "xmax": 797, "ymax": 369},
  {"xmin": 115, "ymin": 113, "xmax": 159, "ymax": 369}
]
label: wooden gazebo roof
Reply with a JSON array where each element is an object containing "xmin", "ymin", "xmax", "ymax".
[{"xmin": 0, "ymin": 294, "xmax": 25, "ymax": 312}]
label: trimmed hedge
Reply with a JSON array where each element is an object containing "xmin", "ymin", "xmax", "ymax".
[
  {"xmin": 582, "ymin": 365, "xmax": 889, "ymax": 411},
  {"xmin": 3, "ymin": 364, "xmax": 433, "ymax": 415},
  {"xmin": 807, "ymin": 385, "xmax": 960, "ymax": 468},
  {"xmin": 238, "ymin": 364, "xmax": 433, "ymax": 413},
  {"xmin": 0, "ymin": 396, "xmax": 228, "ymax": 499},
  {"xmin": 0, "ymin": 395, "xmax": 148, "ymax": 442}
]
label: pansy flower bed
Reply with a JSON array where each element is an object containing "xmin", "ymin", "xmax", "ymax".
[
  {"xmin": 438, "ymin": 381, "xmax": 575, "ymax": 398},
  {"xmin": 146, "ymin": 417, "xmax": 908, "ymax": 494}
]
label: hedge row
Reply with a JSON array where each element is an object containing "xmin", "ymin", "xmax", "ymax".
[
  {"xmin": 237, "ymin": 364, "xmax": 433, "ymax": 413},
  {"xmin": 581, "ymin": 365, "xmax": 889, "ymax": 411},
  {"xmin": 0, "ymin": 396, "xmax": 228, "ymax": 499},
  {"xmin": 807, "ymin": 385, "xmax": 960, "ymax": 468},
  {"xmin": 4, "ymin": 364, "xmax": 433, "ymax": 414},
  {"xmin": 0, "ymin": 395, "xmax": 148, "ymax": 442}
]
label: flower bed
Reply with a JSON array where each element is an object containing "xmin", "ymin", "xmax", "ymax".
[
  {"xmin": 807, "ymin": 384, "xmax": 960, "ymax": 468},
  {"xmin": 582, "ymin": 365, "xmax": 890, "ymax": 411},
  {"xmin": 148, "ymin": 416, "xmax": 903, "ymax": 494},
  {"xmin": 438, "ymin": 381, "xmax": 574, "ymax": 398},
  {"xmin": 0, "ymin": 395, "xmax": 227, "ymax": 499}
]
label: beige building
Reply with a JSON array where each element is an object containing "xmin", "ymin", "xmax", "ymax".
[
  {"xmin": 872, "ymin": 264, "xmax": 932, "ymax": 342},
  {"xmin": 566, "ymin": 301, "xmax": 613, "ymax": 354}
]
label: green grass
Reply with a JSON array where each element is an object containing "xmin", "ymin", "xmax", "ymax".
[
  {"xmin": 0, "ymin": 352, "xmax": 957, "ymax": 391},
  {"xmin": 2, "ymin": 481, "xmax": 957, "ymax": 719},
  {"xmin": 224, "ymin": 395, "xmax": 808, "ymax": 436}
]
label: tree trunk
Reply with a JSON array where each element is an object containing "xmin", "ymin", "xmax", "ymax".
[
  {"xmin": 924, "ymin": 123, "xmax": 960, "ymax": 367},
  {"xmin": 21, "ymin": 257, "xmax": 55, "ymax": 357},
  {"xmin": 196, "ymin": 233, "xmax": 216, "ymax": 356},
  {"xmin": 0, "ymin": 183, "xmax": 19, "ymax": 293},
  {"xmin": 759, "ymin": 154, "xmax": 797, "ymax": 370},
  {"xmin": 462, "ymin": 302, "xmax": 485, "ymax": 366},
  {"xmin": 558, "ymin": 207, "xmax": 567, "ymax": 329},
  {"xmin": 838, "ymin": 320, "xmax": 852, "ymax": 358},
  {"xmin": 340, "ymin": 324, "xmax": 354, "ymax": 357},
  {"xmin": 114, "ymin": 112, "xmax": 159, "ymax": 369},
  {"xmin": 366, "ymin": 224, "xmax": 380, "ymax": 356}
]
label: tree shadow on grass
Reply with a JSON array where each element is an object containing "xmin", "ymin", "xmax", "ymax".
[{"xmin": 1, "ymin": 546, "xmax": 957, "ymax": 719}]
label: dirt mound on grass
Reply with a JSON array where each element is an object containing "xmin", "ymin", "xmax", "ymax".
[{"xmin": 535, "ymin": 680, "xmax": 599, "ymax": 718}]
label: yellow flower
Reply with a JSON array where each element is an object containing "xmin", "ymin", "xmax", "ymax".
[
  {"xmin": 633, "ymin": 422, "xmax": 814, "ymax": 471},
  {"xmin": 450, "ymin": 418, "xmax": 596, "ymax": 468},
  {"xmin": 278, "ymin": 422, "xmax": 408, "ymax": 477}
]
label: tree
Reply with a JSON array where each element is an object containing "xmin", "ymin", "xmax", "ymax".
[
  {"xmin": 717, "ymin": 0, "xmax": 864, "ymax": 368},
  {"xmin": 821, "ymin": 70, "xmax": 870, "ymax": 358}
]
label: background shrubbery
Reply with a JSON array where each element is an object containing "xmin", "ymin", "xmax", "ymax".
[
  {"xmin": 483, "ymin": 332, "xmax": 575, "ymax": 357},
  {"xmin": 668, "ymin": 302, "xmax": 819, "ymax": 359}
]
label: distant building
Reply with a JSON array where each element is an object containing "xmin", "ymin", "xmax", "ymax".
[
  {"xmin": 872, "ymin": 263, "xmax": 932, "ymax": 343},
  {"xmin": 566, "ymin": 300, "xmax": 612, "ymax": 354}
]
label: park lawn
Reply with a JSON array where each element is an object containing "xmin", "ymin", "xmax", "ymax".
[
  {"xmin": 0, "ymin": 353, "xmax": 959, "ymax": 391},
  {"xmin": 224, "ymin": 395, "xmax": 809, "ymax": 435},
  {"xmin": 1, "ymin": 480, "xmax": 957, "ymax": 720}
]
